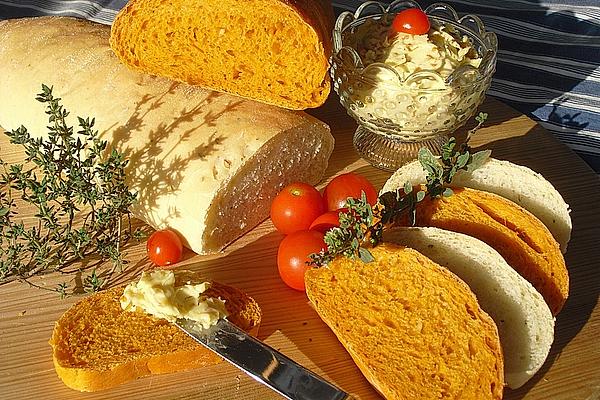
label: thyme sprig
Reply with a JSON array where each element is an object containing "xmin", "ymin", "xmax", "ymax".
[
  {"xmin": 309, "ymin": 112, "xmax": 490, "ymax": 266},
  {"xmin": 0, "ymin": 85, "xmax": 139, "ymax": 296}
]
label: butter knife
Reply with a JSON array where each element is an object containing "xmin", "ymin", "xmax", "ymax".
[{"xmin": 175, "ymin": 318, "xmax": 352, "ymax": 400}]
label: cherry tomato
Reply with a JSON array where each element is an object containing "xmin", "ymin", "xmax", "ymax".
[
  {"xmin": 309, "ymin": 209, "xmax": 345, "ymax": 233},
  {"xmin": 277, "ymin": 230, "xmax": 326, "ymax": 291},
  {"xmin": 270, "ymin": 182, "xmax": 325, "ymax": 235},
  {"xmin": 323, "ymin": 173, "xmax": 378, "ymax": 211},
  {"xmin": 392, "ymin": 8, "xmax": 430, "ymax": 35},
  {"xmin": 146, "ymin": 229, "xmax": 183, "ymax": 267}
]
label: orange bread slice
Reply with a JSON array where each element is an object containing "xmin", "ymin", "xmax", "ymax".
[
  {"xmin": 109, "ymin": 0, "xmax": 333, "ymax": 110},
  {"xmin": 305, "ymin": 243, "xmax": 504, "ymax": 400},
  {"xmin": 49, "ymin": 273, "xmax": 261, "ymax": 392},
  {"xmin": 382, "ymin": 158, "xmax": 572, "ymax": 253},
  {"xmin": 412, "ymin": 187, "xmax": 568, "ymax": 315}
]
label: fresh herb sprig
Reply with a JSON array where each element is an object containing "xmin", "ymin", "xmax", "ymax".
[
  {"xmin": 0, "ymin": 85, "xmax": 139, "ymax": 296},
  {"xmin": 309, "ymin": 112, "xmax": 491, "ymax": 266}
]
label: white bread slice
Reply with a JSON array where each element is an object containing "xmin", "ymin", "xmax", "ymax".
[
  {"xmin": 384, "ymin": 227, "xmax": 555, "ymax": 389},
  {"xmin": 0, "ymin": 17, "xmax": 334, "ymax": 255},
  {"xmin": 381, "ymin": 158, "xmax": 572, "ymax": 253}
]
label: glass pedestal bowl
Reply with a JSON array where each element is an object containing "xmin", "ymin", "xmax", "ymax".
[{"xmin": 331, "ymin": 0, "xmax": 497, "ymax": 171}]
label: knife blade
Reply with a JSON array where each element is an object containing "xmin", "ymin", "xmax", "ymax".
[{"xmin": 175, "ymin": 318, "xmax": 352, "ymax": 400}]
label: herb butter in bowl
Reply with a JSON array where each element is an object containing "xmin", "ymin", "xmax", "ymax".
[{"xmin": 331, "ymin": 0, "xmax": 497, "ymax": 171}]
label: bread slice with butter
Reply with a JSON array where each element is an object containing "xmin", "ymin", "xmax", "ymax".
[
  {"xmin": 382, "ymin": 157, "xmax": 572, "ymax": 253},
  {"xmin": 384, "ymin": 227, "xmax": 555, "ymax": 389},
  {"xmin": 0, "ymin": 17, "xmax": 335, "ymax": 255},
  {"xmin": 49, "ymin": 271, "xmax": 261, "ymax": 392},
  {"xmin": 304, "ymin": 243, "xmax": 504, "ymax": 399}
]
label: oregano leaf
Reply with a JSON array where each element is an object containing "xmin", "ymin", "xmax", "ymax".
[
  {"xmin": 418, "ymin": 147, "xmax": 441, "ymax": 177},
  {"xmin": 456, "ymin": 151, "xmax": 470, "ymax": 169},
  {"xmin": 358, "ymin": 247, "xmax": 375, "ymax": 263},
  {"xmin": 467, "ymin": 150, "xmax": 492, "ymax": 172}
]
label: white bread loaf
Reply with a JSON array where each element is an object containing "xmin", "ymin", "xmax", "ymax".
[
  {"xmin": 384, "ymin": 227, "xmax": 555, "ymax": 389},
  {"xmin": 381, "ymin": 158, "xmax": 572, "ymax": 253},
  {"xmin": 0, "ymin": 17, "xmax": 334, "ymax": 255}
]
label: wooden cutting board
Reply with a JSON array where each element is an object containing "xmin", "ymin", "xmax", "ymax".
[{"xmin": 1, "ymin": 96, "xmax": 599, "ymax": 400}]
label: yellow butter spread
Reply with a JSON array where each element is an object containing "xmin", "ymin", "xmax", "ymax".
[
  {"xmin": 358, "ymin": 23, "xmax": 482, "ymax": 87},
  {"xmin": 345, "ymin": 18, "xmax": 485, "ymax": 133},
  {"xmin": 120, "ymin": 270, "xmax": 228, "ymax": 329}
]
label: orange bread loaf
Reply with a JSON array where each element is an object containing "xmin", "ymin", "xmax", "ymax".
[
  {"xmin": 110, "ymin": 0, "xmax": 333, "ymax": 110},
  {"xmin": 412, "ymin": 187, "xmax": 569, "ymax": 315},
  {"xmin": 49, "ymin": 274, "xmax": 261, "ymax": 392},
  {"xmin": 305, "ymin": 243, "xmax": 504, "ymax": 400}
]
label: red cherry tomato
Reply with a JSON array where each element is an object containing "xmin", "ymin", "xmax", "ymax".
[
  {"xmin": 323, "ymin": 173, "xmax": 378, "ymax": 211},
  {"xmin": 146, "ymin": 229, "xmax": 183, "ymax": 267},
  {"xmin": 270, "ymin": 182, "xmax": 325, "ymax": 235},
  {"xmin": 392, "ymin": 8, "xmax": 430, "ymax": 35},
  {"xmin": 309, "ymin": 209, "xmax": 345, "ymax": 233},
  {"xmin": 277, "ymin": 230, "xmax": 326, "ymax": 291}
]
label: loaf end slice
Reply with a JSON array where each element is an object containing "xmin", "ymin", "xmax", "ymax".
[
  {"xmin": 382, "ymin": 157, "xmax": 572, "ymax": 252},
  {"xmin": 199, "ymin": 115, "xmax": 334, "ymax": 254},
  {"xmin": 385, "ymin": 227, "xmax": 555, "ymax": 389},
  {"xmin": 110, "ymin": 0, "xmax": 333, "ymax": 110},
  {"xmin": 305, "ymin": 243, "xmax": 504, "ymax": 399},
  {"xmin": 49, "ymin": 273, "xmax": 261, "ymax": 392}
]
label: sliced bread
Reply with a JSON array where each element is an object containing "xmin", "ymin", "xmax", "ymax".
[
  {"xmin": 381, "ymin": 157, "xmax": 572, "ymax": 252},
  {"xmin": 384, "ymin": 227, "xmax": 555, "ymax": 389},
  {"xmin": 110, "ymin": 0, "xmax": 333, "ymax": 110},
  {"xmin": 407, "ymin": 187, "xmax": 568, "ymax": 315},
  {"xmin": 0, "ymin": 17, "xmax": 335, "ymax": 255},
  {"xmin": 49, "ymin": 272, "xmax": 261, "ymax": 392},
  {"xmin": 305, "ymin": 243, "xmax": 504, "ymax": 399}
]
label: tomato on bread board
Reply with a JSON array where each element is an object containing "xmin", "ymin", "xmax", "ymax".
[{"xmin": 271, "ymin": 172, "xmax": 377, "ymax": 291}]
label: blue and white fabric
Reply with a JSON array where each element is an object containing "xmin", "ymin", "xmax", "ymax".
[{"xmin": 1, "ymin": 0, "xmax": 599, "ymax": 173}]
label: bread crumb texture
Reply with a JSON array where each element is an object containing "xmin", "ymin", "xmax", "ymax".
[
  {"xmin": 49, "ymin": 279, "xmax": 261, "ymax": 392},
  {"xmin": 413, "ymin": 187, "xmax": 569, "ymax": 315},
  {"xmin": 305, "ymin": 243, "xmax": 504, "ymax": 400},
  {"xmin": 109, "ymin": 0, "xmax": 333, "ymax": 110}
]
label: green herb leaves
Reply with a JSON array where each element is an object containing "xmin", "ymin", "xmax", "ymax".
[
  {"xmin": 309, "ymin": 112, "xmax": 491, "ymax": 267},
  {"xmin": 0, "ymin": 85, "xmax": 138, "ymax": 296},
  {"xmin": 418, "ymin": 113, "xmax": 491, "ymax": 199},
  {"xmin": 310, "ymin": 192, "xmax": 378, "ymax": 266}
]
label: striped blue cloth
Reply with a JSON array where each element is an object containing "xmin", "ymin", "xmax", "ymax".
[{"xmin": 1, "ymin": 0, "xmax": 599, "ymax": 173}]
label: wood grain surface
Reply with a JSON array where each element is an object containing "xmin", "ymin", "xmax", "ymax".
[{"xmin": 1, "ymin": 96, "xmax": 599, "ymax": 400}]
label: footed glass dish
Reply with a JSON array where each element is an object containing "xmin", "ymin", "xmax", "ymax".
[{"xmin": 331, "ymin": 0, "xmax": 497, "ymax": 171}]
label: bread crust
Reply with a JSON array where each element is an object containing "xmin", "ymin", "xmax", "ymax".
[{"xmin": 49, "ymin": 277, "xmax": 261, "ymax": 392}]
